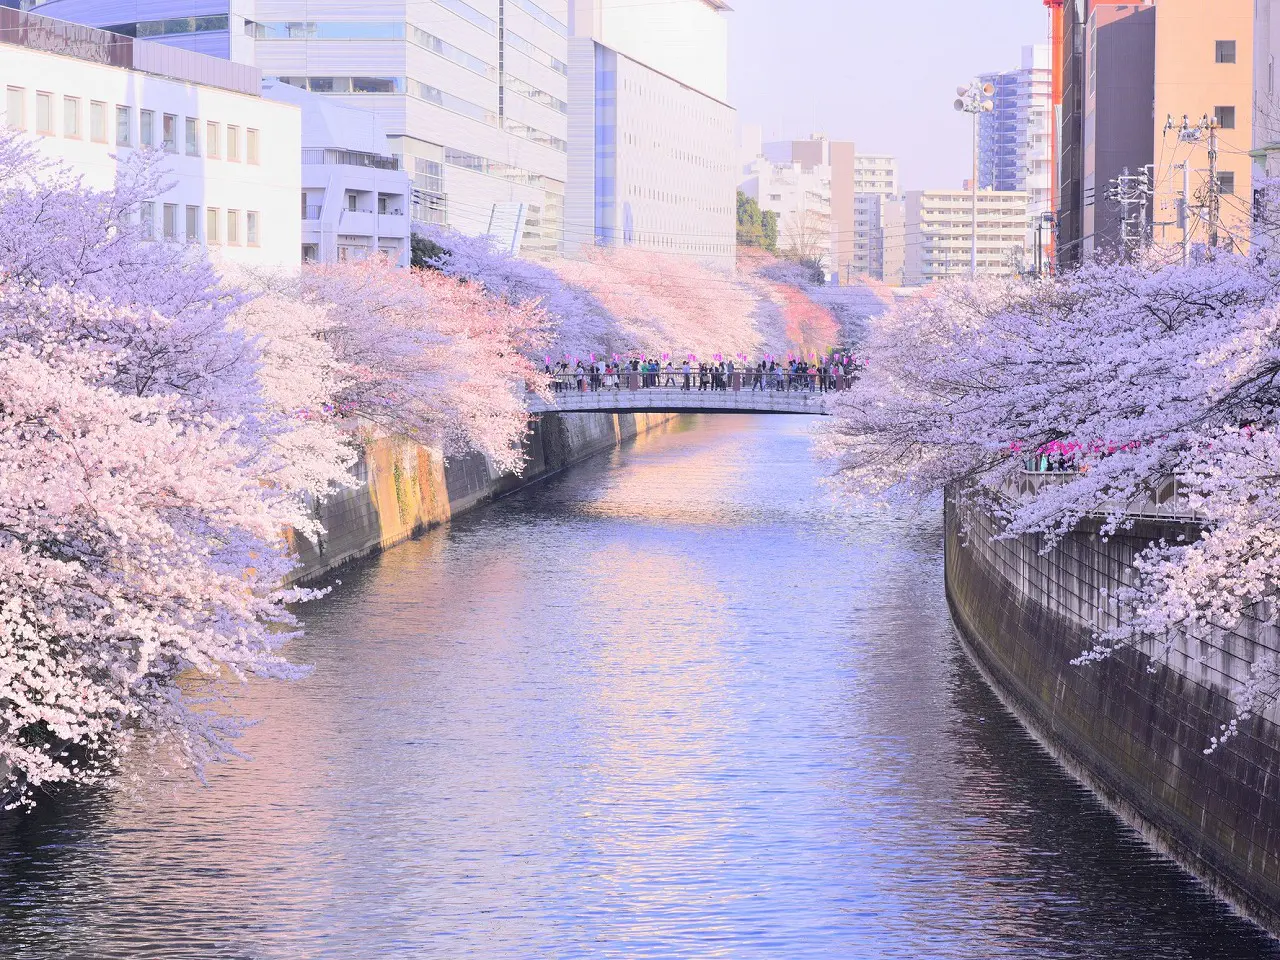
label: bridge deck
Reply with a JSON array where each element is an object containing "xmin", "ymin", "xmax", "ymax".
[{"xmin": 528, "ymin": 387, "xmax": 833, "ymax": 416}]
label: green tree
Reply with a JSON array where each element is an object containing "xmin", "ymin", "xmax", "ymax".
[
  {"xmin": 761, "ymin": 210, "xmax": 779, "ymax": 254},
  {"xmin": 737, "ymin": 190, "xmax": 766, "ymax": 249},
  {"xmin": 410, "ymin": 232, "xmax": 447, "ymax": 271}
]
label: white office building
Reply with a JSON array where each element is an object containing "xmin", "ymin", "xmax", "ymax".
[
  {"xmin": 1, "ymin": 9, "xmax": 301, "ymax": 267},
  {"xmin": 566, "ymin": 0, "xmax": 736, "ymax": 267},
  {"xmin": 263, "ymin": 80, "xmax": 411, "ymax": 266},
  {"xmin": 32, "ymin": 0, "xmax": 571, "ymax": 256},
  {"xmin": 904, "ymin": 189, "xmax": 1029, "ymax": 285}
]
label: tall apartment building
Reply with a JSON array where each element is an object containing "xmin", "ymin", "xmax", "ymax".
[
  {"xmin": 1057, "ymin": 0, "xmax": 1254, "ymax": 262},
  {"xmin": 979, "ymin": 46, "xmax": 1052, "ymax": 213},
  {"xmin": 904, "ymin": 189, "xmax": 1030, "ymax": 285},
  {"xmin": 1, "ymin": 8, "xmax": 301, "ymax": 266},
  {"xmin": 34, "ymin": 0, "xmax": 571, "ymax": 255},
  {"xmin": 851, "ymin": 153, "xmax": 898, "ymax": 282},
  {"xmin": 979, "ymin": 45, "xmax": 1053, "ymax": 265},
  {"xmin": 566, "ymin": 0, "xmax": 736, "ymax": 267}
]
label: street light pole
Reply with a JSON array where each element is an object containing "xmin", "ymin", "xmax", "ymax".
[{"xmin": 955, "ymin": 80, "xmax": 995, "ymax": 279}]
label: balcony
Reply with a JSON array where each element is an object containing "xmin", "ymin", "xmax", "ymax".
[{"xmin": 338, "ymin": 209, "xmax": 409, "ymax": 238}]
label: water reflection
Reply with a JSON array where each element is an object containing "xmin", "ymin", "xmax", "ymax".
[{"xmin": 0, "ymin": 415, "xmax": 1275, "ymax": 959}]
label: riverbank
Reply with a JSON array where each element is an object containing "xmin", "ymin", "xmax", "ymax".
[
  {"xmin": 944, "ymin": 492, "xmax": 1280, "ymax": 938},
  {"xmin": 286, "ymin": 412, "xmax": 678, "ymax": 585}
]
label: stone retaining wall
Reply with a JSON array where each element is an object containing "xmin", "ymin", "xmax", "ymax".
[
  {"xmin": 945, "ymin": 494, "xmax": 1280, "ymax": 937},
  {"xmin": 287, "ymin": 412, "xmax": 675, "ymax": 584}
]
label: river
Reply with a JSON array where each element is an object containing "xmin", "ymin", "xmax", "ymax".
[{"xmin": 0, "ymin": 415, "xmax": 1276, "ymax": 959}]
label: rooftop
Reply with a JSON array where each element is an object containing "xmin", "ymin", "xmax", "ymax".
[{"xmin": 0, "ymin": 8, "xmax": 261, "ymax": 96}]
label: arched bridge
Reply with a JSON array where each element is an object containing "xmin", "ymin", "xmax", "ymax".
[{"xmin": 529, "ymin": 373, "xmax": 846, "ymax": 416}]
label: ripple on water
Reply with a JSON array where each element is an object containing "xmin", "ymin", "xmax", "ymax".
[{"xmin": 0, "ymin": 415, "xmax": 1275, "ymax": 959}]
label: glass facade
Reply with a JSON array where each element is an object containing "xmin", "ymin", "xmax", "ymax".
[{"xmin": 593, "ymin": 44, "xmax": 616, "ymax": 246}]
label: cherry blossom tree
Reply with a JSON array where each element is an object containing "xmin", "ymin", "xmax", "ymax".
[
  {"xmin": 296, "ymin": 255, "xmax": 549, "ymax": 474},
  {"xmin": 0, "ymin": 286, "xmax": 314, "ymax": 807},
  {"xmin": 416, "ymin": 224, "xmax": 616, "ymax": 357},
  {"xmin": 822, "ymin": 252, "xmax": 1280, "ymax": 742},
  {"xmin": 553, "ymin": 246, "xmax": 767, "ymax": 359}
]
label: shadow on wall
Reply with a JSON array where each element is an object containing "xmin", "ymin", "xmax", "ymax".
[{"xmin": 286, "ymin": 412, "xmax": 675, "ymax": 584}]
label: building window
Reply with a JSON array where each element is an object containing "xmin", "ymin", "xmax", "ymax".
[
  {"xmin": 185, "ymin": 204, "xmax": 199, "ymax": 242},
  {"xmin": 185, "ymin": 117, "xmax": 199, "ymax": 155},
  {"xmin": 5, "ymin": 86, "xmax": 23, "ymax": 129},
  {"xmin": 140, "ymin": 109, "xmax": 154, "ymax": 147},
  {"xmin": 246, "ymin": 210, "xmax": 259, "ymax": 245},
  {"xmin": 206, "ymin": 120, "xmax": 220, "ymax": 158},
  {"xmin": 206, "ymin": 207, "xmax": 219, "ymax": 244},
  {"xmin": 36, "ymin": 91, "xmax": 52, "ymax": 134},
  {"xmin": 90, "ymin": 101, "xmax": 107, "ymax": 143},
  {"xmin": 227, "ymin": 125, "xmax": 240, "ymax": 161},
  {"xmin": 115, "ymin": 105, "xmax": 130, "ymax": 146},
  {"xmin": 1215, "ymin": 106, "xmax": 1237, "ymax": 129},
  {"xmin": 163, "ymin": 202, "xmax": 178, "ymax": 239},
  {"xmin": 247, "ymin": 128, "xmax": 259, "ymax": 164},
  {"xmin": 346, "ymin": 193, "xmax": 357, "ymax": 212},
  {"xmin": 162, "ymin": 113, "xmax": 177, "ymax": 152},
  {"xmin": 227, "ymin": 209, "xmax": 240, "ymax": 244},
  {"xmin": 63, "ymin": 96, "xmax": 80, "ymax": 138},
  {"xmin": 1216, "ymin": 40, "xmax": 1237, "ymax": 64},
  {"xmin": 139, "ymin": 201, "xmax": 154, "ymax": 239},
  {"xmin": 1219, "ymin": 171, "xmax": 1236, "ymax": 195}
]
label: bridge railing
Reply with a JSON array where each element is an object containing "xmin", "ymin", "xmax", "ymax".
[
  {"xmin": 545, "ymin": 370, "xmax": 861, "ymax": 394},
  {"xmin": 1006, "ymin": 468, "xmax": 1202, "ymax": 523}
]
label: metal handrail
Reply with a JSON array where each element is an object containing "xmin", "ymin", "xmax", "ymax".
[
  {"xmin": 543, "ymin": 370, "xmax": 860, "ymax": 394},
  {"xmin": 1004, "ymin": 469, "xmax": 1202, "ymax": 523}
]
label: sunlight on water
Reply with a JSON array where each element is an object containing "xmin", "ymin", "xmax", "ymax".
[{"xmin": 0, "ymin": 416, "xmax": 1274, "ymax": 959}]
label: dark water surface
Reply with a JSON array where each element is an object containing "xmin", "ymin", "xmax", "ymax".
[{"xmin": 2, "ymin": 415, "xmax": 1277, "ymax": 959}]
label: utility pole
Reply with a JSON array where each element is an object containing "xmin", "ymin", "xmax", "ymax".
[
  {"xmin": 1104, "ymin": 166, "xmax": 1152, "ymax": 261},
  {"xmin": 1207, "ymin": 118, "xmax": 1221, "ymax": 251},
  {"xmin": 955, "ymin": 80, "xmax": 996, "ymax": 278},
  {"xmin": 1164, "ymin": 112, "xmax": 1220, "ymax": 259},
  {"xmin": 1180, "ymin": 161, "xmax": 1191, "ymax": 265}
]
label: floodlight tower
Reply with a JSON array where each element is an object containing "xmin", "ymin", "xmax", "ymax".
[{"xmin": 955, "ymin": 80, "xmax": 996, "ymax": 278}]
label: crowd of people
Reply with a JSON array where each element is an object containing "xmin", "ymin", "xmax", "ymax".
[{"xmin": 545, "ymin": 355, "xmax": 868, "ymax": 394}]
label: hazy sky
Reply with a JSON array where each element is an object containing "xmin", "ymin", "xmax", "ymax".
[{"xmin": 726, "ymin": 0, "xmax": 1048, "ymax": 190}]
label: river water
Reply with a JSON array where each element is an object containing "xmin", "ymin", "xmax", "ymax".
[{"xmin": 1, "ymin": 415, "xmax": 1277, "ymax": 959}]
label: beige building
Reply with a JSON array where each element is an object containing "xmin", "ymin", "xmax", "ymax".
[
  {"xmin": 1151, "ymin": 0, "xmax": 1253, "ymax": 253},
  {"xmin": 904, "ymin": 189, "xmax": 1029, "ymax": 285}
]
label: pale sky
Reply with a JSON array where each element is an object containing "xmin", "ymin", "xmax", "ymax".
[{"xmin": 726, "ymin": 0, "xmax": 1048, "ymax": 190}]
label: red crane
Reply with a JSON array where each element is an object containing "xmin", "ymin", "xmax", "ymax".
[{"xmin": 1044, "ymin": 0, "xmax": 1065, "ymax": 268}]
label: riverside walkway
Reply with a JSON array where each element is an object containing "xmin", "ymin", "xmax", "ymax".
[{"xmin": 529, "ymin": 372, "xmax": 847, "ymax": 416}]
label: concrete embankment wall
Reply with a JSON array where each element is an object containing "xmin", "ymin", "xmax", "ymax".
[
  {"xmin": 288, "ymin": 412, "xmax": 675, "ymax": 584},
  {"xmin": 945, "ymin": 495, "xmax": 1280, "ymax": 936}
]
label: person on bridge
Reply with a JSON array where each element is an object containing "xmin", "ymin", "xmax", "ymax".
[
  {"xmin": 682, "ymin": 360, "xmax": 692, "ymax": 391},
  {"xmin": 664, "ymin": 361, "xmax": 676, "ymax": 387},
  {"xmin": 698, "ymin": 363, "xmax": 710, "ymax": 391}
]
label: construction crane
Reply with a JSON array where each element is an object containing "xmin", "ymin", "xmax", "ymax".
[{"xmin": 1044, "ymin": 0, "xmax": 1064, "ymax": 269}]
